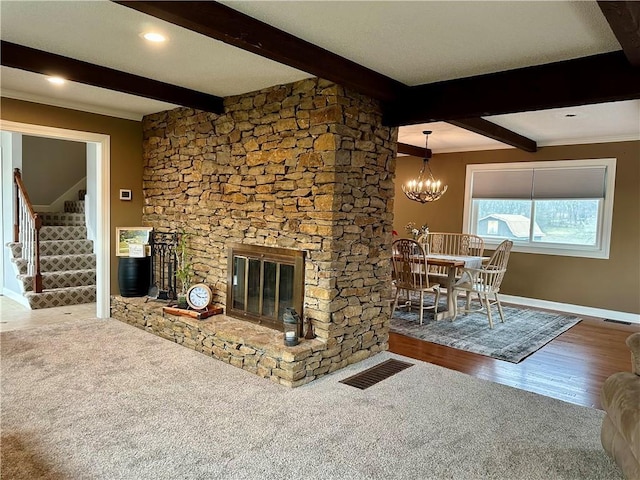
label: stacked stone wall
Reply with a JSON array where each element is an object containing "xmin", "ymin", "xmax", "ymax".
[{"xmin": 113, "ymin": 78, "xmax": 397, "ymax": 385}]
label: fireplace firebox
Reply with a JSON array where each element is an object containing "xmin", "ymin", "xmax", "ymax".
[{"xmin": 226, "ymin": 244, "xmax": 305, "ymax": 334}]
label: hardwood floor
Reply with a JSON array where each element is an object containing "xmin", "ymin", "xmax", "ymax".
[{"xmin": 389, "ymin": 314, "xmax": 639, "ymax": 410}]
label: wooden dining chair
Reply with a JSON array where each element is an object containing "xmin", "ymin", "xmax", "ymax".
[
  {"xmin": 416, "ymin": 232, "xmax": 485, "ymax": 281},
  {"xmin": 452, "ymin": 240, "xmax": 513, "ymax": 328},
  {"xmin": 391, "ymin": 239, "xmax": 440, "ymax": 325}
]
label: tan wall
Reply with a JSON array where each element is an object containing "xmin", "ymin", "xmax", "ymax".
[
  {"xmin": 394, "ymin": 141, "xmax": 640, "ymax": 314},
  {"xmin": 23, "ymin": 135, "xmax": 86, "ymax": 204},
  {"xmin": 1, "ymin": 98, "xmax": 143, "ymax": 293}
]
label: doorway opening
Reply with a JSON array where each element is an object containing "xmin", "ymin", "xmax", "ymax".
[{"xmin": 0, "ymin": 120, "xmax": 110, "ymax": 318}]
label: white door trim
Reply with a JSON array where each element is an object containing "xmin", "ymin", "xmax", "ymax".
[{"xmin": 0, "ymin": 120, "xmax": 111, "ymax": 318}]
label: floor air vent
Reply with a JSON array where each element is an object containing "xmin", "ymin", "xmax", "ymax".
[
  {"xmin": 604, "ymin": 319, "xmax": 632, "ymax": 325},
  {"xmin": 339, "ymin": 359, "xmax": 414, "ymax": 390}
]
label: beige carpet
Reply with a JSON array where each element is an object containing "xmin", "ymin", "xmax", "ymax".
[{"xmin": 1, "ymin": 318, "xmax": 621, "ymax": 479}]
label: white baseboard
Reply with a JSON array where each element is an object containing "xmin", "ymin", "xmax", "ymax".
[
  {"xmin": 1, "ymin": 289, "xmax": 31, "ymax": 309},
  {"xmin": 500, "ymin": 294, "xmax": 640, "ymax": 324}
]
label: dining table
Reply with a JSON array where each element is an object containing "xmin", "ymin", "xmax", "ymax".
[{"xmin": 423, "ymin": 253, "xmax": 485, "ymax": 321}]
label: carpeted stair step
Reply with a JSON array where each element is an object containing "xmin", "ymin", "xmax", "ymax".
[
  {"xmin": 8, "ymin": 199, "xmax": 96, "ymax": 310},
  {"xmin": 38, "ymin": 212, "xmax": 85, "ymax": 226},
  {"xmin": 64, "ymin": 200, "xmax": 85, "ymax": 213},
  {"xmin": 25, "ymin": 285, "xmax": 96, "ymax": 309},
  {"xmin": 10, "ymin": 239, "xmax": 94, "ymax": 258},
  {"xmin": 6, "ymin": 242, "xmax": 21, "ymax": 260},
  {"xmin": 40, "ymin": 225, "xmax": 87, "ymax": 241},
  {"xmin": 13, "ymin": 253, "xmax": 97, "ymax": 275},
  {"xmin": 19, "ymin": 269, "xmax": 96, "ymax": 292}
]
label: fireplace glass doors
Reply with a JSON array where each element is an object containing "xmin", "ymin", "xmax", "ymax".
[{"xmin": 226, "ymin": 244, "xmax": 304, "ymax": 332}]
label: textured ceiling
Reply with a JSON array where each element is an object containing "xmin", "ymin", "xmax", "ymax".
[{"xmin": 1, "ymin": 1, "xmax": 638, "ymax": 152}]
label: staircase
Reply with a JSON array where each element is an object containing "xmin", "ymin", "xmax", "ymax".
[{"xmin": 8, "ymin": 199, "xmax": 97, "ymax": 309}]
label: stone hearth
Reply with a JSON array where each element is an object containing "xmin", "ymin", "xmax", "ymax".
[{"xmin": 112, "ymin": 296, "xmax": 333, "ymax": 387}]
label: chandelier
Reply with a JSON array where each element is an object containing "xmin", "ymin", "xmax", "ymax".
[{"xmin": 402, "ymin": 130, "xmax": 448, "ymax": 203}]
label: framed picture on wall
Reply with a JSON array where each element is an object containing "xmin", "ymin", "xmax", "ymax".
[{"xmin": 116, "ymin": 227, "xmax": 153, "ymax": 256}]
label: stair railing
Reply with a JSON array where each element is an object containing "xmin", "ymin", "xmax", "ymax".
[{"xmin": 13, "ymin": 168, "xmax": 43, "ymax": 293}]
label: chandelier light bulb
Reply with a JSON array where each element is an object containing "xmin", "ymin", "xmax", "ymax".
[{"xmin": 402, "ymin": 130, "xmax": 448, "ymax": 203}]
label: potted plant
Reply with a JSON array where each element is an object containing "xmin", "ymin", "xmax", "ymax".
[{"xmin": 174, "ymin": 230, "xmax": 192, "ymax": 309}]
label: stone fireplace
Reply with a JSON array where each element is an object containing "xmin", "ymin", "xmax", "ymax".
[{"xmin": 111, "ymin": 77, "xmax": 397, "ymax": 386}]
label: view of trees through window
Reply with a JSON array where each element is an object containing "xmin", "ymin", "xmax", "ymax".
[{"xmin": 474, "ymin": 199, "xmax": 600, "ymax": 246}]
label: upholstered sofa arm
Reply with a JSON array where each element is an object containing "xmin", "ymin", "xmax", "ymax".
[
  {"xmin": 601, "ymin": 333, "xmax": 640, "ymax": 480},
  {"xmin": 626, "ymin": 332, "xmax": 640, "ymax": 375},
  {"xmin": 602, "ymin": 372, "xmax": 640, "ymax": 449}
]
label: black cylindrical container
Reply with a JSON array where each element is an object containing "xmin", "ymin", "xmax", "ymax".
[{"xmin": 118, "ymin": 257, "xmax": 151, "ymax": 297}]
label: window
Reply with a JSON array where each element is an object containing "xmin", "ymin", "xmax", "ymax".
[{"xmin": 463, "ymin": 159, "xmax": 616, "ymax": 259}]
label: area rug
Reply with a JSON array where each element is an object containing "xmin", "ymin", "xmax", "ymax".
[
  {"xmin": 391, "ymin": 300, "xmax": 581, "ymax": 363},
  {"xmin": 0, "ymin": 318, "xmax": 620, "ymax": 479}
]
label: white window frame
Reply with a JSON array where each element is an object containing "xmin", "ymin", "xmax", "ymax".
[{"xmin": 463, "ymin": 158, "xmax": 616, "ymax": 259}]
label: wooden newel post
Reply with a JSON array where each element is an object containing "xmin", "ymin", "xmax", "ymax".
[
  {"xmin": 13, "ymin": 168, "xmax": 20, "ymax": 242},
  {"xmin": 33, "ymin": 214, "xmax": 43, "ymax": 293}
]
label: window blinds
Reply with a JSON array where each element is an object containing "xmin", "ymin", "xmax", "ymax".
[
  {"xmin": 532, "ymin": 166, "xmax": 606, "ymax": 199},
  {"xmin": 472, "ymin": 169, "xmax": 533, "ymax": 199},
  {"xmin": 472, "ymin": 165, "xmax": 607, "ymax": 200}
]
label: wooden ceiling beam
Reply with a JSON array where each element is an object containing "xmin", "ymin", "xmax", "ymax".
[
  {"xmin": 0, "ymin": 41, "xmax": 224, "ymax": 113},
  {"xmin": 598, "ymin": 1, "xmax": 640, "ymax": 67},
  {"xmin": 7, "ymin": 3, "xmax": 631, "ymax": 153},
  {"xmin": 397, "ymin": 118, "xmax": 537, "ymax": 155},
  {"xmin": 397, "ymin": 143, "xmax": 429, "ymax": 157},
  {"xmin": 447, "ymin": 118, "xmax": 537, "ymax": 152},
  {"xmin": 114, "ymin": 0, "xmax": 539, "ymax": 152},
  {"xmin": 114, "ymin": 0, "xmax": 405, "ymax": 102},
  {"xmin": 383, "ymin": 51, "xmax": 640, "ymax": 126}
]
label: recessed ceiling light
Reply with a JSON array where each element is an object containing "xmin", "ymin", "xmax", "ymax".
[
  {"xmin": 47, "ymin": 76, "xmax": 66, "ymax": 85},
  {"xmin": 141, "ymin": 32, "xmax": 167, "ymax": 43}
]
